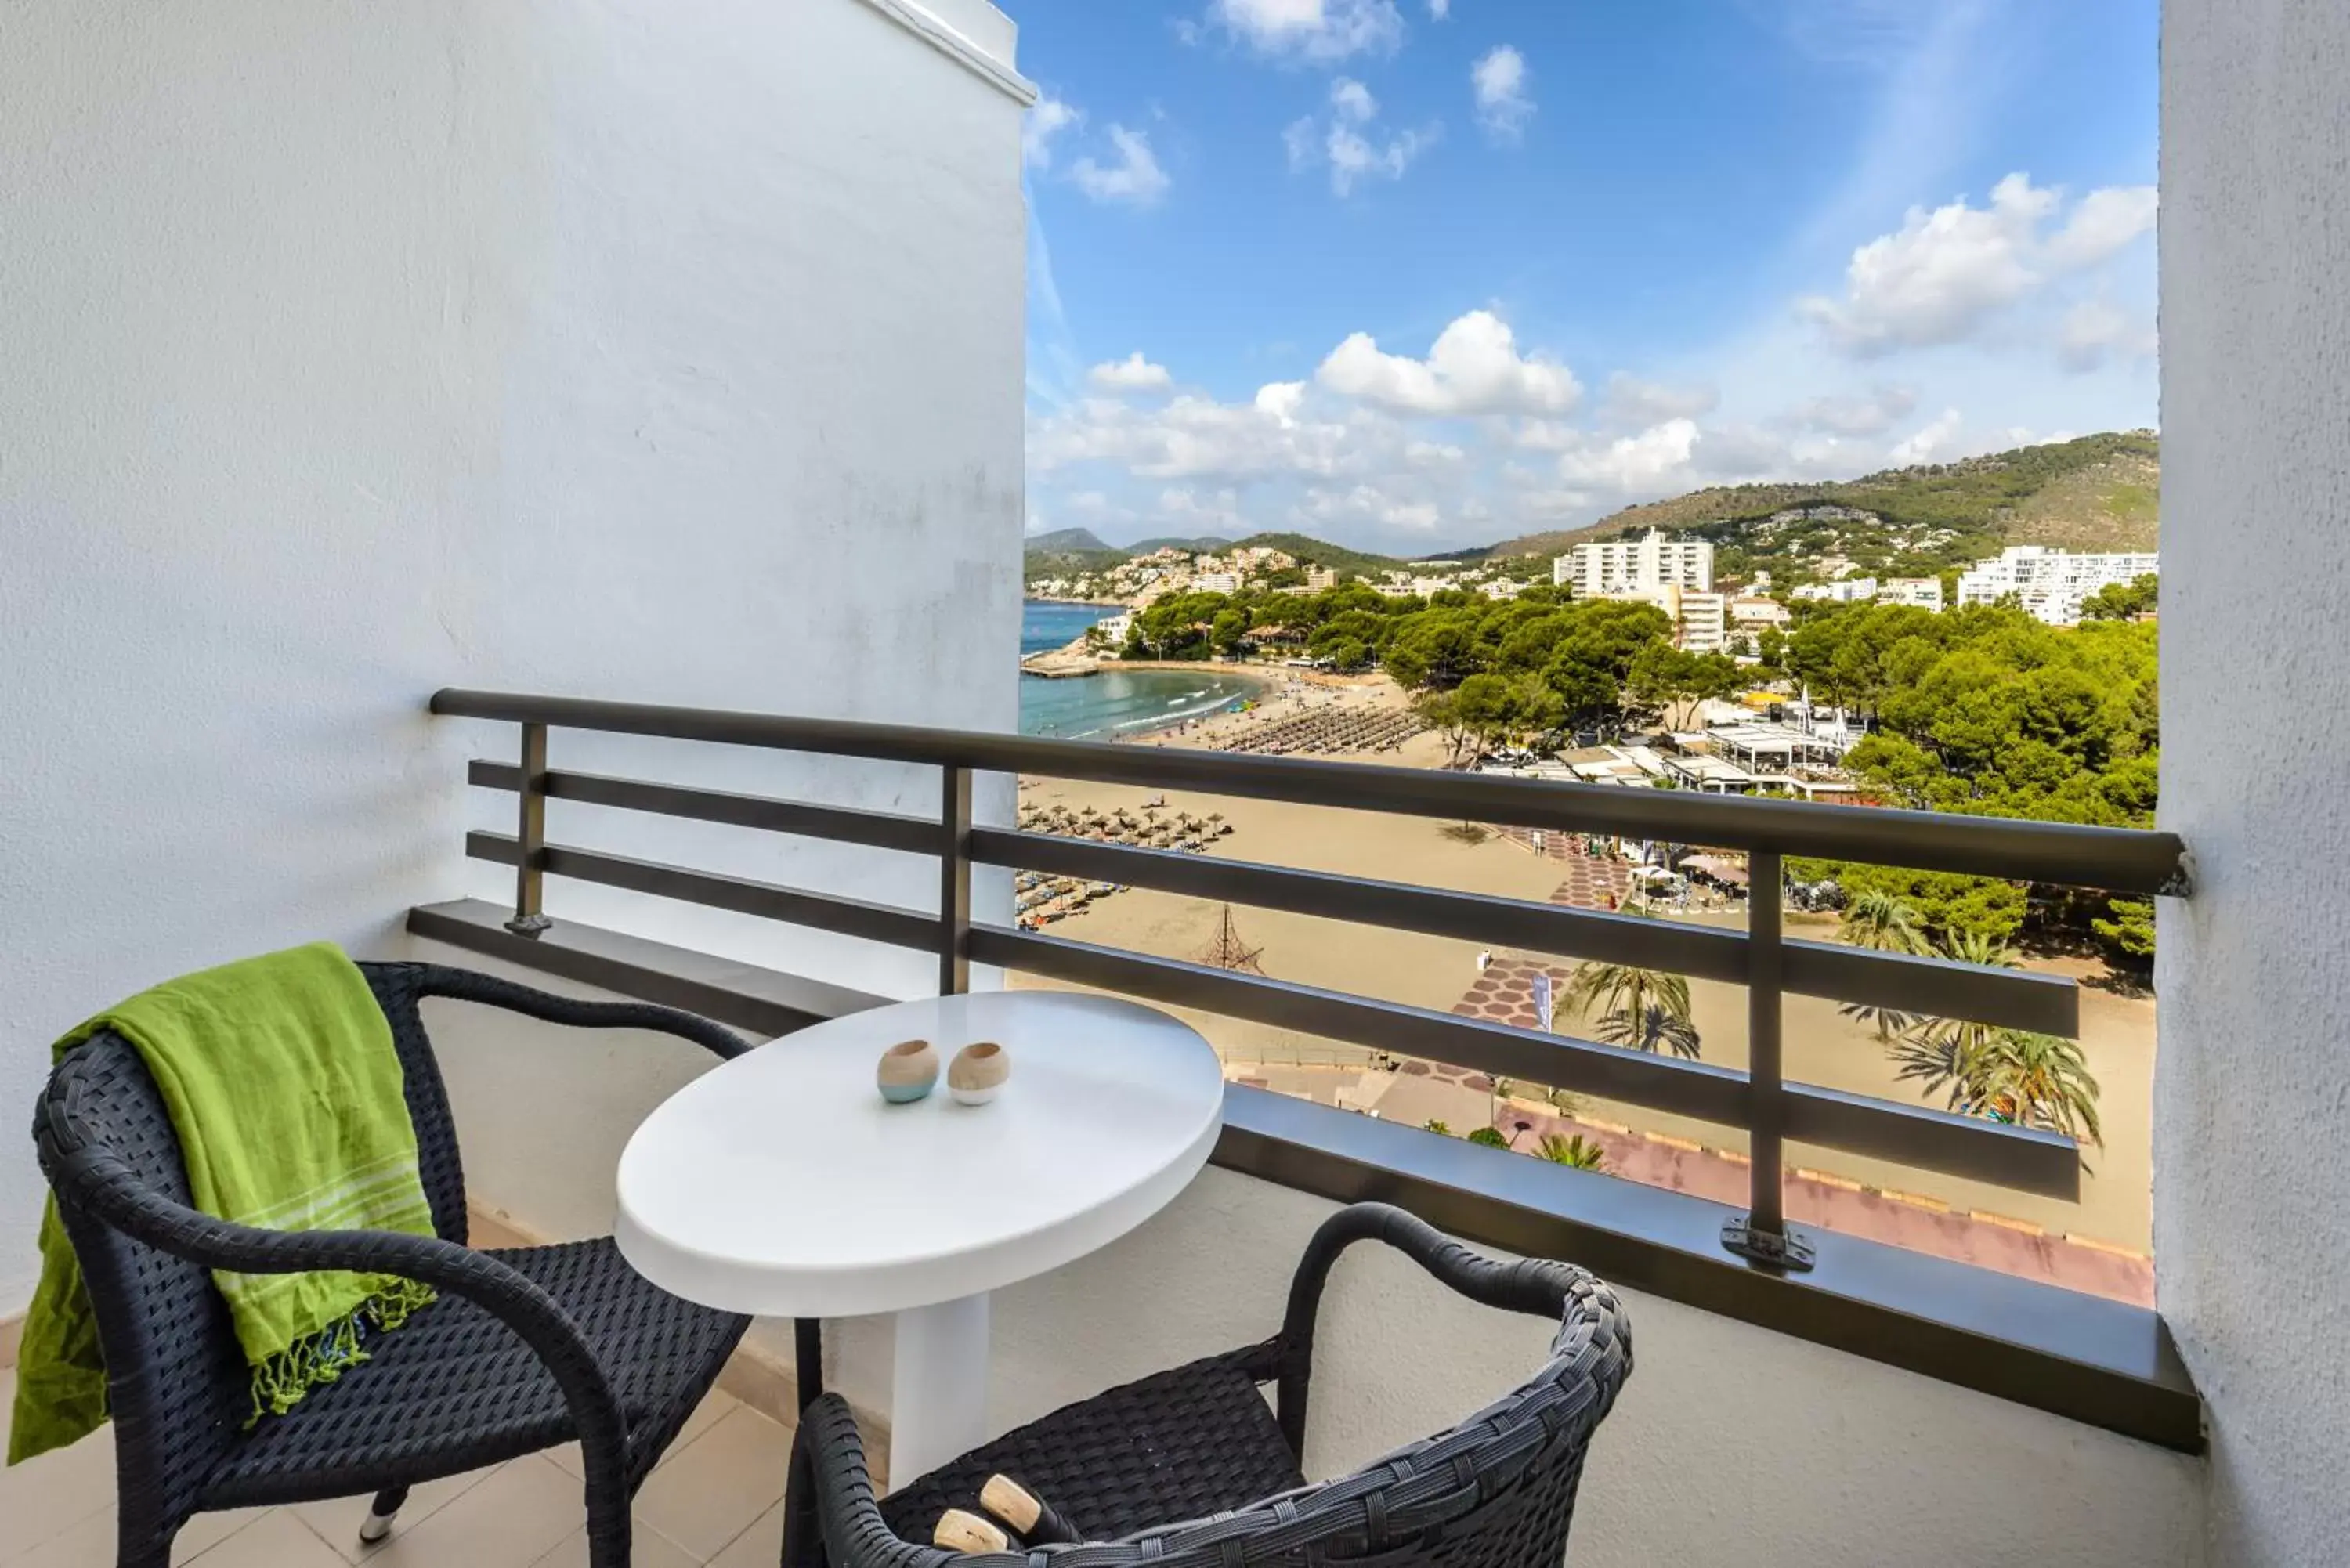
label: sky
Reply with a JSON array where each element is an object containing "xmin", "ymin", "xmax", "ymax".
[{"xmin": 1012, "ymin": 0, "xmax": 2160, "ymax": 555}]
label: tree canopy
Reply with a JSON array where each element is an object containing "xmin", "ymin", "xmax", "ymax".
[{"xmin": 1782, "ymin": 599, "xmax": 2159, "ymax": 958}]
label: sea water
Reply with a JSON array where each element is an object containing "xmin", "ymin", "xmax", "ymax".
[{"xmin": 1019, "ymin": 601, "xmax": 1264, "ymax": 739}]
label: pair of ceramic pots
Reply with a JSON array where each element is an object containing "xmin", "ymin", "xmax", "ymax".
[{"xmin": 877, "ymin": 1039, "xmax": 1009, "ymax": 1105}]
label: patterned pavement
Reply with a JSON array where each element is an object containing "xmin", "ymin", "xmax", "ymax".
[{"xmin": 1443, "ymin": 905, "xmax": 2155, "ymax": 1305}]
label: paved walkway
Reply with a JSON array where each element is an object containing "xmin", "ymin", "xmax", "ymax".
[{"xmin": 1451, "ymin": 949, "xmax": 2154, "ymax": 1306}]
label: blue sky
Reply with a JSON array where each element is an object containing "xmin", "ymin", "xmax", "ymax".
[{"xmin": 1014, "ymin": 0, "xmax": 2159, "ymax": 553}]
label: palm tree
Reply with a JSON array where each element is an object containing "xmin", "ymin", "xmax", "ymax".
[
  {"xmin": 1975, "ymin": 1031, "xmax": 2105, "ymax": 1147},
  {"xmin": 1594, "ymin": 999, "xmax": 1704, "ymax": 1059},
  {"xmin": 1889, "ymin": 930, "xmax": 2023, "ymax": 1091},
  {"xmin": 1563, "ymin": 957, "xmax": 1703, "ymax": 1060},
  {"xmin": 1538, "ymin": 1133, "xmax": 1610, "ymax": 1172},
  {"xmin": 1838, "ymin": 891, "xmax": 1933, "ymax": 1039}
]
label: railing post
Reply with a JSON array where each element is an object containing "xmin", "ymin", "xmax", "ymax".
[
  {"xmin": 505, "ymin": 722, "xmax": 554, "ymax": 938},
  {"xmin": 938, "ymin": 764, "xmax": 972, "ymax": 995},
  {"xmin": 1723, "ymin": 848, "xmax": 1814, "ymax": 1270}
]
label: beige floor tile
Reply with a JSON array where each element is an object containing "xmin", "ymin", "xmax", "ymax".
[
  {"xmin": 177, "ymin": 1507, "xmax": 275, "ymax": 1562},
  {"xmin": 629, "ymin": 1407, "xmax": 791, "ymax": 1561},
  {"xmin": 286, "ymin": 1465, "xmax": 498, "ymax": 1565},
  {"xmin": 526, "ymin": 1519, "xmax": 698, "ymax": 1568},
  {"xmin": 5, "ymin": 1508, "xmax": 113, "ymax": 1568},
  {"xmin": 0, "ymin": 1371, "xmax": 121, "ymax": 1563},
  {"xmin": 353, "ymin": 1458, "xmax": 583, "ymax": 1568},
  {"xmin": 706, "ymin": 1501, "xmax": 784, "ymax": 1568},
  {"xmin": 174, "ymin": 1510, "xmax": 349, "ymax": 1568},
  {"xmin": 545, "ymin": 1387, "xmax": 742, "ymax": 1483}
]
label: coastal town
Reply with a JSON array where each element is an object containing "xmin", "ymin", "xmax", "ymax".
[{"xmin": 1011, "ymin": 512, "xmax": 2164, "ymax": 1302}]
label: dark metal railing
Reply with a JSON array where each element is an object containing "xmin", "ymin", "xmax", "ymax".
[{"xmin": 434, "ymin": 688, "xmax": 2191, "ymax": 1274}]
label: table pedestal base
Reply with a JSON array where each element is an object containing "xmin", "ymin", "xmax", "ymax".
[{"xmin": 889, "ymin": 1292, "xmax": 990, "ymax": 1490}]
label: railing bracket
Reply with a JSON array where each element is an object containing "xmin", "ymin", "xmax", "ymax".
[
  {"xmin": 1722, "ymin": 1216, "xmax": 1817, "ymax": 1273},
  {"xmin": 504, "ymin": 912, "xmax": 554, "ymax": 939}
]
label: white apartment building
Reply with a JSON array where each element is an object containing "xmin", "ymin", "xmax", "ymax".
[
  {"xmin": 1194, "ymin": 572, "xmax": 1241, "ymax": 594},
  {"xmin": 1956, "ymin": 546, "xmax": 2160, "ymax": 625},
  {"xmin": 1303, "ymin": 566, "xmax": 1338, "ymax": 591},
  {"xmin": 1881, "ymin": 577, "xmax": 1947, "ymax": 610},
  {"xmin": 1794, "ymin": 577, "xmax": 1879, "ymax": 604},
  {"xmin": 1607, "ymin": 584, "xmax": 1727, "ymax": 653},
  {"xmin": 1730, "ymin": 597, "xmax": 1793, "ymax": 629},
  {"xmin": 1554, "ymin": 529, "xmax": 1716, "ymax": 595}
]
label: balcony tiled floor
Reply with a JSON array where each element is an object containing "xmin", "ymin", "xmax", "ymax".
[{"xmin": 0, "ymin": 1368, "xmax": 796, "ymax": 1567}]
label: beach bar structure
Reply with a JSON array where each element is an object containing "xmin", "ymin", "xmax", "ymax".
[{"xmin": 3, "ymin": 2, "xmax": 2347, "ymax": 1566}]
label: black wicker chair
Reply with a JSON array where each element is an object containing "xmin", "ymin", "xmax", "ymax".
[
  {"xmin": 783, "ymin": 1203, "xmax": 1632, "ymax": 1568},
  {"xmin": 29, "ymin": 961, "xmax": 756, "ymax": 1568}
]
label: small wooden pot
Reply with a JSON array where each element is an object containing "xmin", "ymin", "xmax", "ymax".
[
  {"xmin": 948, "ymin": 1042, "xmax": 1010, "ymax": 1105},
  {"xmin": 877, "ymin": 1039, "xmax": 940, "ymax": 1104}
]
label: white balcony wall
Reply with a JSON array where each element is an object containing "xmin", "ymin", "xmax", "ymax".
[
  {"xmin": 0, "ymin": 0, "xmax": 1029, "ymax": 1313},
  {"xmin": 407, "ymin": 946, "xmax": 2204, "ymax": 1568},
  {"xmin": 2160, "ymin": 1, "xmax": 2350, "ymax": 1562}
]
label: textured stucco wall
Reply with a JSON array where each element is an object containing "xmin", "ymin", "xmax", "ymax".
[
  {"xmin": 0, "ymin": 0, "xmax": 1027, "ymax": 1312},
  {"xmin": 2159, "ymin": 3, "xmax": 2350, "ymax": 1563}
]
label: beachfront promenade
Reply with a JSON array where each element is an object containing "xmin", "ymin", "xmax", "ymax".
[{"xmin": 1005, "ymin": 674, "xmax": 2159, "ymax": 1302}]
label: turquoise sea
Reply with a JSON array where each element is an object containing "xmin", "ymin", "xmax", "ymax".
[{"xmin": 1020, "ymin": 601, "xmax": 1264, "ymax": 740}]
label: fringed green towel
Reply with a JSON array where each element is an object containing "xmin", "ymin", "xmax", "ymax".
[{"xmin": 9, "ymin": 943, "xmax": 437, "ymax": 1465}]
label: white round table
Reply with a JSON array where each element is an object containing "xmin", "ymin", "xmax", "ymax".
[{"xmin": 614, "ymin": 990, "xmax": 1226, "ymax": 1486}]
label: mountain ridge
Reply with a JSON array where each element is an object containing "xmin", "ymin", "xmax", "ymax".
[{"xmin": 1026, "ymin": 432, "xmax": 2158, "ymax": 583}]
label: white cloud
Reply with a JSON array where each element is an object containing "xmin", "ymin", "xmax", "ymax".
[
  {"xmin": 1255, "ymin": 381, "xmax": 1308, "ymax": 425},
  {"xmin": 1800, "ymin": 173, "xmax": 2054, "ymax": 355},
  {"xmin": 2057, "ymin": 298, "xmax": 2158, "ymax": 374},
  {"xmin": 2048, "ymin": 186, "xmax": 2157, "ymax": 271},
  {"xmin": 1205, "ymin": 0, "xmax": 1405, "ymax": 63},
  {"xmin": 1302, "ymin": 484, "xmax": 1444, "ymax": 532},
  {"xmin": 1471, "ymin": 45, "xmax": 1535, "ymax": 143},
  {"xmin": 1325, "ymin": 121, "xmax": 1432, "ymax": 195},
  {"xmin": 1791, "ymin": 383, "xmax": 1919, "ymax": 435},
  {"xmin": 1555, "ymin": 419, "xmax": 1701, "ymax": 492},
  {"xmin": 1428, "ymin": 0, "xmax": 1450, "ymax": 17},
  {"xmin": 1072, "ymin": 126, "xmax": 1171, "ymax": 207},
  {"xmin": 1799, "ymin": 174, "xmax": 2161, "ymax": 357},
  {"xmin": 1287, "ymin": 81, "xmax": 1434, "ymax": 195},
  {"xmin": 1317, "ymin": 310, "xmax": 1581, "ymax": 417},
  {"xmin": 1887, "ymin": 406, "xmax": 1963, "ymax": 464},
  {"xmin": 1024, "ymin": 96, "xmax": 1083, "ymax": 169},
  {"xmin": 1603, "ymin": 372, "xmax": 1719, "ymax": 425},
  {"xmin": 1089, "ymin": 352, "xmax": 1175, "ymax": 394},
  {"xmin": 1031, "ymin": 387, "xmax": 1383, "ymax": 482}
]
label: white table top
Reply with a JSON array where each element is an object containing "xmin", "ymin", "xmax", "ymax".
[{"xmin": 615, "ymin": 991, "xmax": 1227, "ymax": 1317}]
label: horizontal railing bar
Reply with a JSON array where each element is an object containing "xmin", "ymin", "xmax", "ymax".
[
  {"xmin": 469, "ymin": 761, "xmax": 942, "ymax": 856},
  {"xmin": 431, "ymin": 689, "xmax": 2189, "ymax": 893},
  {"xmin": 1788, "ymin": 941, "xmax": 2079, "ymax": 1038},
  {"xmin": 969, "ymin": 925, "xmax": 2080, "ymax": 1196},
  {"xmin": 974, "ymin": 827, "xmax": 1746, "ymax": 974},
  {"xmin": 970, "ymin": 923, "xmax": 1754, "ymax": 1122},
  {"xmin": 1781, "ymin": 1081, "xmax": 2080, "ymax": 1199},
  {"xmin": 465, "ymin": 833, "xmax": 937, "ymax": 953},
  {"xmin": 971, "ymin": 829, "xmax": 2078, "ymax": 1035}
]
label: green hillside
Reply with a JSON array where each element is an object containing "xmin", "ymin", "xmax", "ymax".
[{"xmin": 1480, "ymin": 431, "xmax": 2159, "ymax": 580}]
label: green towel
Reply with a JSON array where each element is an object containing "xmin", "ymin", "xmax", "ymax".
[{"xmin": 9, "ymin": 943, "xmax": 438, "ymax": 1465}]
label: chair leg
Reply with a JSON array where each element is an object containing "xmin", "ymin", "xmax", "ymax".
[
  {"xmin": 795, "ymin": 1317, "xmax": 825, "ymax": 1411},
  {"xmin": 359, "ymin": 1485, "xmax": 410, "ymax": 1544}
]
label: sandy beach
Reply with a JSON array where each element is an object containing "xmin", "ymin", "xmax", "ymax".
[{"xmin": 1006, "ymin": 693, "xmax": 2157, "ymax": 1265}]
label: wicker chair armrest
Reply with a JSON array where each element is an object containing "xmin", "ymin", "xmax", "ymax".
[
  {"xmin": 1274, "ymin": 1203, "xmax": 1581, "ymax": 1458},
  {"xmin": 41, "ymin": 1135, "xmax": 629, "ymax": 1491},
  {"xmin": 783, "ymin": 1393, "xmax": 965, "ymax": 1568},
  {"xmin": 407, "ymin": 963, "xmax": 749, "ymax": 1060}
]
